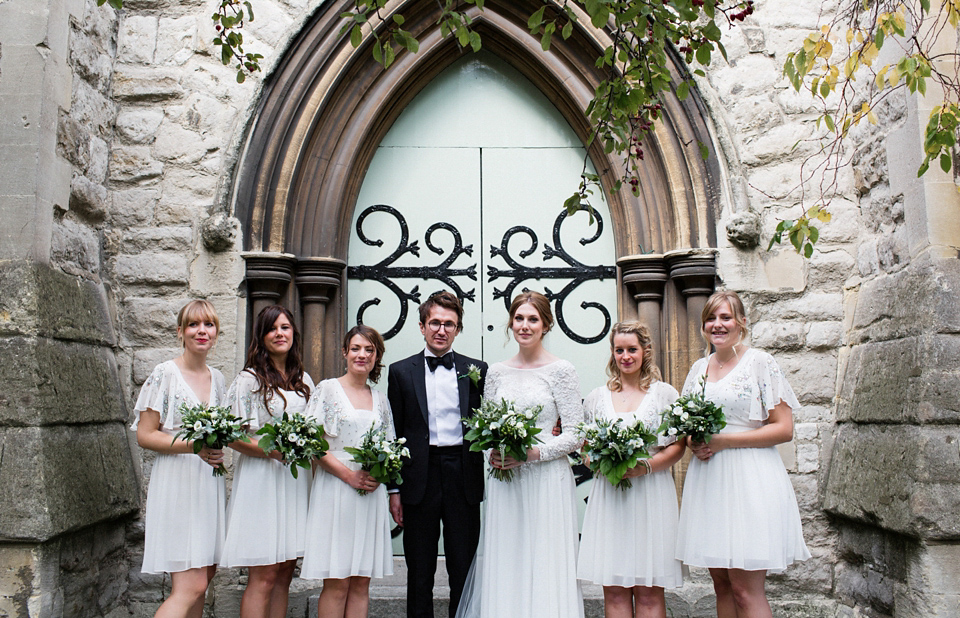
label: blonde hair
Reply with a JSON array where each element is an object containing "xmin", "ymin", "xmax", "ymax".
[
  {"xmin": 700, "ymin": 290, "xmax": 749, "ymax": 351},
  {"xmin": 176, "ymin": 300, "xmax": 220, "ymax": 346},
  {"xmin": 606, "ymin": 321, "xmax": 661, "ymax": 392}
]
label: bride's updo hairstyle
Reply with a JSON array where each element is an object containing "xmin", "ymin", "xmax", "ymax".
[
  {"xmin": 606, "ymin": 321, "xmax": 661, "ymax": 392},
  {"xmin": 176, "ymin": 299, "xmax": 220, "ymax": 346},
  {"xmin": 700, "ymin": 290, "xmax": 750, "ymax": 348},
  {"xmin": 342, "ymin": 324, "xmax": 386, "ymax": 384},
  {"xmin": 506, "ymin": 291, "xmax": 554, "ymax": 339}
]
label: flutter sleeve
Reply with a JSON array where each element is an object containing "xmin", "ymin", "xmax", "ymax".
[
  {"xmin": 749, "ymin": 350, "xmax": 801, "ymax": 422},
  {"xmin": 227, "ymin": 370, "xmax": 268, "ymax": 431},
  {"xmin": 306, "ymin": 379, "xmax": 344, "ymax": 438},
  {"xmin": 131, "ymin": 363, "xmax": 174, "ymax": 430},
  {"xmin": 582, "ymin": 387, "xmax": 604, "ymax": 424},
  {"xmin": 537, "ymin": 361, "xmax": 584, "ymax": 462},
  {"xmin": 652, "ymin": 381, "xmax": 681, "ymax": 448},
  {"xmin": 680, "ymin": 357, "xmax": 708, "ymax": 397}
]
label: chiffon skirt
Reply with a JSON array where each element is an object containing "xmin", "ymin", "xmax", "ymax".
[
  {"xmin": 578, "ymin": 469, "xmax": 683, "ymax": 588},
  {"xmin": 220, "ymin": 454, "xmax": 311, "ymax": 567},
  {"xmin": 300, "ymin": 454, "xmax": 393, "ymax": 579},
  {"xmin": 457, "ymin": 457, "xmax": 584, "ymax": 618},
  {"xmin": 141, "ymin": 452, "xmax": 226, "ymax": 574},
  {"xmin": 676, "ymin": 443, "xmax": 811, "ymax": 572}
]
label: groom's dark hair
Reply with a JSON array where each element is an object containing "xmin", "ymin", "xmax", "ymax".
[{"xmin": 418, "ymin": 290, "xmax": 464, "ymax": 332}]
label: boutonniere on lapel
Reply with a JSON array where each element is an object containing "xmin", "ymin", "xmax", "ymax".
[{"xmin": 458, "ymin": 364, "xmax": 481, "ymax": 388}]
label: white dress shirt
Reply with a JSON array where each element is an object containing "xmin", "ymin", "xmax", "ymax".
[{"xmin": 424, "ymin": 349, "xmax": 463, "ymax": 446}]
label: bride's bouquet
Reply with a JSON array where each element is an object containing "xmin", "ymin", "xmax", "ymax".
[
  {"xmin": 577, "ymin": 416, "xmax": 658, "ymax": 490},
  {"xmin": 172, "ymin": 403, "xmax": 249, "ymax": 476},
  {"xmin": 256, "ymin": 411, "xmax": 330, "ymax": 479},
  {"xmin": 659, "ymin": 375, "xmax": 726, "ymax": 443},
  {"xmin": 344, "ymin": 422, "xmax": 410, "ymax": 495},
  {"xmin": 464, "ymin": 397, "xmax": 543, "ymax": 482}
]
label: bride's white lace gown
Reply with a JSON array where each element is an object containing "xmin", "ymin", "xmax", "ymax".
[{"xmin": 457, "ymin": 360, "xmax": 585, "ymax": 618}]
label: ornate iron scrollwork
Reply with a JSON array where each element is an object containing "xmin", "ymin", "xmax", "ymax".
[
  {"xmin": 487, "ymin": 206, "xmax": 616, "ymax": 344},
  {"xmin": 347, "ymin": 205, "xmax": 477, "ymax": 339}
]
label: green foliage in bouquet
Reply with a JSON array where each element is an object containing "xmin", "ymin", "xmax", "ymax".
[
  {"xmin": 344, "ymin": 422, "xmax": 410, "ymax": 495},
  {"xmin": 577, "ymin": 416, "xmax": 658, "ymax": 490},
  {"xmin": 659, "ymin": 375, "xmax": 726, "ymax": 444},
  {"xmin": 464, "ymin": 397, "xmax": 543, "ymax": 482},
  {"xmin": 172, "ymin": 403, "xmax": 249, "ymax": 476},
  {"xmin": 256, "ymin": 412, "xmax": 330, "ymax": 479}
]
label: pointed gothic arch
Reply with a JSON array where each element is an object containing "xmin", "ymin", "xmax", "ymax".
[{"xmin": 233, "ymin": 0, "xmax": 721, "ymax": 381}]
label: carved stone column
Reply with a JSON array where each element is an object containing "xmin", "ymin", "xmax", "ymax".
[
  {"xmin": 243, "ymin": 253, "xmax": 297, "ymax": 319},
  {"xmin": 618, "ymin": 254, "xmax": 668, "ymax": 367},
  {"xmin": 296, "ymin": 258, "xmax": 346, "ymax": 378}
]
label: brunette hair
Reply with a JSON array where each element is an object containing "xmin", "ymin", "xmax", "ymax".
[
  {"xmin": 418, "ymin": 290, "xmax": 464, "ymax": 332},
  {"xmin": 244, "ymin": 305, "xmax": 310, "ymax": 410},
  {"xmin": 342, "ymin": 324, "xmax": 386, "ymax": 384},
  {"xmin": 606, "ymin": 321, "xmax": 661, "ymax": 392},
  {"xmin": 700, "ymin": 290, "xmax": 750, "ymax": 348},
  {"xmin": 176, "ymin": 300, "xmax": 220, "ymax": 346},
  {"xmin": 507, "ymin": 291, "xmax": 554, "ymax": 335}
]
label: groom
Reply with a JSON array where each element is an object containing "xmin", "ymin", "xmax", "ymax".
[{"xmin": 387, "ymin": 290, "xmax": 487, "ymax": 618}]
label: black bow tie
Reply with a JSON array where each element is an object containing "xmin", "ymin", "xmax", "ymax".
[{"xmin": 426, "ymin": 353, "xmax": 454, "ymax": 372}]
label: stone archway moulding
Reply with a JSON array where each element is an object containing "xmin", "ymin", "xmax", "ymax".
[{"xmin": 233, "ymin": 0, "xmax": 722, "ymax": 379}]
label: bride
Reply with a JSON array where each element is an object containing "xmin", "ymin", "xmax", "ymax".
[{"xmin": 456, "ymin": 291, "xmax": 584, "ymax": 618}]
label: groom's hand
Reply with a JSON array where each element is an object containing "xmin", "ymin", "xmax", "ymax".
[{"xmin": 389, "ymin": 493, "xmax": 404, "ymax": 527}]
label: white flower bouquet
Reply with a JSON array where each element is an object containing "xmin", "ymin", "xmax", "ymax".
[
  {"xmin": 256, "ymin": 411, "xmax": 330, "ymax": 479},
  {"xmin": 172, "ymin": 403, "xmax": 249, "ymax": 476},
  {"xmin": 464, "ymin": 397, "xmax": 543, "ymax": 482},
  {"xmin": 344, "ymin": 422, "xmax": 410, "ymax": 495},
  {"xmin": 659, "ymin": 375, "xmax": 726, "ymax": 444},
  {"xmin": 577, "ymin": 416, "xmax": 658, "ymax": 490}
]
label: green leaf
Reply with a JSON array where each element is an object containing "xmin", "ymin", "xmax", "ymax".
[
  {"xmin": 564, "ymin": 193, "xmax": 581, "ymax": 214},
  {"xmin": 941, "ymin": 152, "xmax": 952, "ymax": 173},
  {"xmin": 469, "ymin": 31, "xmax": 481, "ymax": 52},
  {"xmin": 351, "ymin": 24, "xmax": 363, "ymax": 48},
  {"xmin": 393, "ymin": 13, "xmax": 405, "ymax": 25},
  {"xmin": 562, "ymin": 20, "xmax": 573, "ymax": 40},
  {"xmin": 372, "ymin": 39, "xmax": 383, "ymax": 65},
  {"xmin": 819, "ymin": 80, "xmax": 830, "ymax": 98},
  {"xmin": 677, "ymin": 81, "xmax": 690, "ymax": 101},
  {"xmin": 920, "ymin": 0, "xmax": 931, "ymax": 11},
  {"xmin": 695, "ymin": 44, "xmax": 711, "ymax": 66},
  {"xmin": 918, "ymin": 161, "xmax": 930, "ymax": 177},
  {"xmin": 824, "ymin": 114, "xmax": 835, "ymax": 132},
  {"xmin": 221, "ymin": 44, "xmax": 233, "ymax": 65},
  {"xmin": 244, "ymin": 1, "xmax": 255, "ymax": 22},
  {"xmin": 804, "ymin": 242, "xmax": 813, "ymax": 258},
  {"xmin": 236, "ymin": 69, "xmax": 246, "ymax": 83},
  {"xmin": 527, "ymin": 6, "xmax": 546, "ymax": 31},
  {"xmin": 698, "ymin": 140, "xmax": 709, "ymax": 160}
]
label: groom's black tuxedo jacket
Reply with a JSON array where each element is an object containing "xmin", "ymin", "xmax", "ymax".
[{"xmin": 387, "ymin": 351, "xmax": 487, "ymax": 506}]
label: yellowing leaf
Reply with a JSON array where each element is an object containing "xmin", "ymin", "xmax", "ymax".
[{"xmin": 846, "ymin": 29, "xmax": 854, "ymax": 44}]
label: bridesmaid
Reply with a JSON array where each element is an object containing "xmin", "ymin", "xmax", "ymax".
[
  {"xmin": 301, "ymin": 325, "xmax": 395, "ymax": 618},
  {"xmin": 132, "ymin": 299, "xmax": 227, "ymax": 618},
  {"xmin": 578, "ymin": 321, "xmax": 685, "ymax": 618},
  {"xmin": 675, "ymin": 291, "xmax": 810, "ymax": 618},
  {"xmin": 222, "ymin": 305, "xmax": 314, "ymax": 618}
]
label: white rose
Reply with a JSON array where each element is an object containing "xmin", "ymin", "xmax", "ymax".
[
  {"xmin": 193, "ymin": 421, "xmax": 203, "ymax": 431},
  {"xmin": 681, "ymin": 413, "xmax": 689, "ymax": 422},
  {"xmin": 288, "ymin": 433, "xmax": 299, "ymax": 443},
  {"xmin": 668, "ymin": 427, "xmax": 678, "ymax": 436}
]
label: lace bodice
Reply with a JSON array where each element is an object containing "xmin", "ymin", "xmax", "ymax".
[
  {"xmin": 226, "ymin": 370, "xmax": 315, "ymax": 431},
  {"xmin": 583, "ymin": 380, "xmax": 680, "ymax": 451},
  {"xmin": 305, "ymin": 379, "xmax": 394, "ymax": 460},
  {"xmin": 682, "ymin": 348, "xmax": 800, "ymax": 431},
  {"xmin": 482, "ymin": 360, "xmax": 583, "ymax": 462},
  {"xmin": 132, "ymin": 360, "xmax": 226, "ymax": 432}
]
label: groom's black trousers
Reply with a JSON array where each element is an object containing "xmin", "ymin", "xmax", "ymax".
[{"xmin": 402, "ymin": 446, "xmax": 481, "ymax": 618}]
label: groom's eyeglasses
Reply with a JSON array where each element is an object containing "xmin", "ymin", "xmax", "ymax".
[{"xmin": 426, "ymin": 320, "xmax": 458, "ymax": 332}]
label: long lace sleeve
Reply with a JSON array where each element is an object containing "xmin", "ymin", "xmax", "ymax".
[
  {"xmin": 482, "ymin": 364, "xmax": 503, "ymax": 400},
  {"xmin": 378, "ymin": 390, "xmax": 396, "ymax": 440},
  {"xmin": 537, "ymin": 361, "xmax": 584, "ymax": 462}
]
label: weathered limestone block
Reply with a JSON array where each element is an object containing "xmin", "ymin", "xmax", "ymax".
[
  {"xmin": 118, "ymin": 15, "xmax": 159, "ymax": 65},
  {"xmin": 776, "ymin": 352, "xmax": 837, "ymax": 404},
  {"xmin": 902, "ymin": 543, "xmax": 960, "ymax": 617},
  {"xmin": 109, "ymin": 145, "xmax": 164, "ymax": 182},
  {"xmin": 115, "ymin": 107, "xmax": 164, "ymax": 143},
  {"xmin": 69, "ymin": 173, "xmax": 108, "ymax": 221},
  {"xmin": 824, "ymin": 424, "xmax": 960, "ymax": 539},
  {"xmin": 71, "ymin": 78, "xmax": 117, "ymax": 138},
  {"xmin": 750, "ymin": 292, "xmax": 845, "ymax": 322},
  {"xmin": 108, "ymin": 186, "xmax": 159, "ymax": 227},
  {"xmin": 112, "ymin": 65, "xmax": 184, "ymax": 102},
  {"xmin": 132, "ymin": 348, "xmax": 180, "ymax": 385},
  {"xmin": 112, "ymin": 252, "xmax": 189, "ymax": 286},
  {"xmin": 152, "ymin": 119, "xmax": 208, "ymax": 163},
  {"xmin": 806, "ymin": 249, "xmax": 856, "ymax": 293},
  {"xmin": 52, "ymin": 216, "xmax": 101, "ymax": 277},
  {"xmin": 155, "ymin": 15, "xmax": 200, "ymax": 66},
  {"xmin": 806, "ymin": 321, "xmax": 843, "ymax": 349},
  {"xmin": 751, "ymin": 321, "xmax": 805, "ymax": 350},
  {"xmin": 837, "ymin": 335, "xmax": 960, "ymax": 424},
  {"xmin": 0, "ymin": 424, "xmax": 139, "ymax": 542},
  {"xmin": 0, "ymin": 337, "xmax": 126, "ymax": 426},
  {"xmin": 119, "ymin": 297, "xmax": 184, "ymax": 347},
  {"xmin": 833, "ymin": 522, "xmax": 906, "ymax": 616},
  {"xmin": 849, "ymin": 258, "xmax": 960, "ymax": 344},
  {"xmin": 108, "ymin": 226, "xmax": 193, "ymax": 255}
]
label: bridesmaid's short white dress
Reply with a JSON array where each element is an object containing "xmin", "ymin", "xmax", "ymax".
[
  {"xmin": 220, "ymin": 370, "xmax": 315, "ymax": 567},
  {"xmin": 457, "ymin": 360, "xmax": 584, "ymax": 618},
  {"xmin": 578, "ymin": 380, "xmax": 684, "ymax": 589},
  {"xmin": 132, "ymin": 360, "xmax": 227, "ymax": 574},
  {"xmin": 676, "ymin": 348, "xmax": 811, "ymax": 572},
  {"xmin": 300, "ymin": 378, "xmax": 395, "ymax": 579}
]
